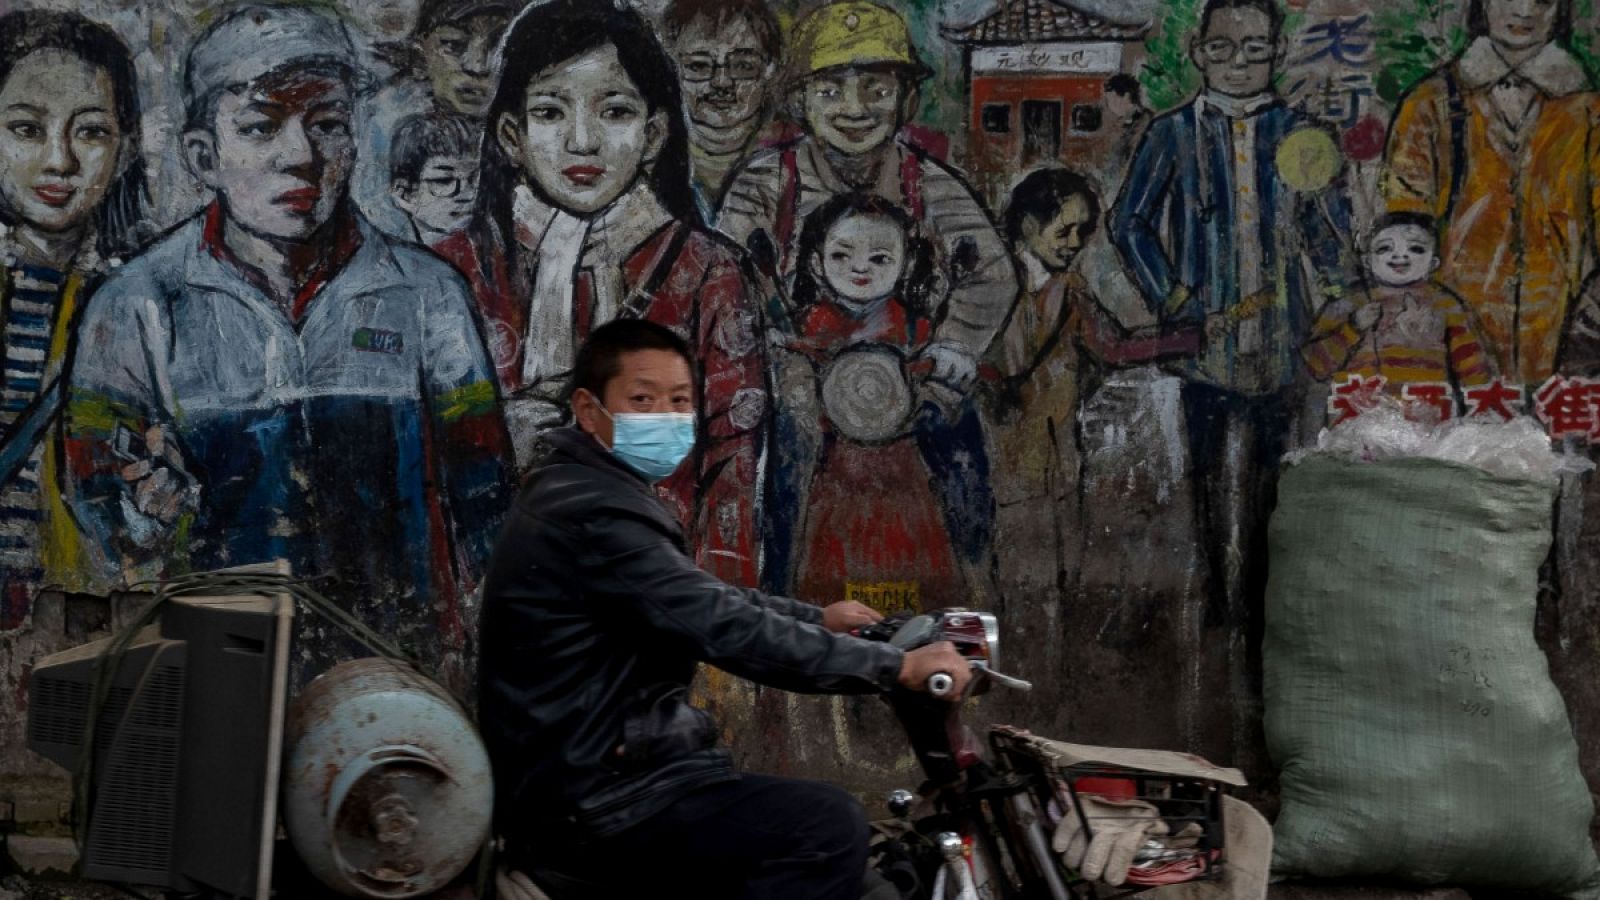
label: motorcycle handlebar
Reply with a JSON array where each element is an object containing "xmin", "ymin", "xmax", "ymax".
[{"xmin": 926, "ymin": 664, "xmax": 1033, "ymax": 700}]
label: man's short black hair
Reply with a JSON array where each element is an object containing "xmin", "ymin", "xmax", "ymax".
[
  {"xmin": 413, "ymin": 0, "xmax": 520, "ymax": 38},
  {"xmin": 1198, "ymin": 0, "xmax": 1283, "ymax": 42},
  {"xmin": 1105, "ymin": 73, "xmax": 1142, "ymax": 102},
  {"xmin": 661, "ymin": 0, "xmax": 783, "ymax": 61},
  {"xmin": 571, "ymin": 319, "xmax": 695, "ymax": 401},
  {"xmin": 1366, "ymin": 210, "xmax": 1438, "ymax": 248},
  {"xmin": 390, "ymin": 112, "xmax": 478, "ymax": 184},
  {"xmin": 1003, "ymin": 167, "xmax": 1102, "ymax": 246}
]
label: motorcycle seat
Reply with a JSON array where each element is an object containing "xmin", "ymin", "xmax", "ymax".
[{"xmin": 996, "ymin": 727, "xmax": 1247, "ymax": 784}]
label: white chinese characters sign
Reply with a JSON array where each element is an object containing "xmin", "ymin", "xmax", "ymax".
[{"xmin": 971, "ymin": 42, "xmax": 1122, "ymax": 75}]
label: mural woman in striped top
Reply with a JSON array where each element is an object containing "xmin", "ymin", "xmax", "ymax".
[{"xmin": 0, "ymin": 10, "xmax": 148, "ymax": 629}]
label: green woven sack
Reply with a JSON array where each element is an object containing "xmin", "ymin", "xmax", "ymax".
[{"xmin": 1265, "ymin": 456, "xmax": 1599, "ymax": 891}]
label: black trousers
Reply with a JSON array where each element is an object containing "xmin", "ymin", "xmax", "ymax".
[
  {"xmin": 1180, "ymin": 380, "xmax": 1293, "ymax": 628},
  {"xmin": 515, "ymin": 774, "xmax": 871, "ymax": 900}
]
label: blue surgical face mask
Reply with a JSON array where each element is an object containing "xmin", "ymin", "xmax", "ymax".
[{"xmin": 595, "ymin": 400, "xmax": 696, "ymax": 482}]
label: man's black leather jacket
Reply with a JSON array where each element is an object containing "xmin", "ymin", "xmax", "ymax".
[{"xmin": 479, "ymin": 427, "xmax": 906, "ymax": 839}]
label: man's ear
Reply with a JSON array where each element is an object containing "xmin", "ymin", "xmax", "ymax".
[
  {"xmin": 496, "ymin": 110, "xmax": 523, "ymax": 164},
  {"xmin": 571, "ymin": 387, "xmax": 606, "ymax": 443},
  {"xmin": 898, "ymin": 84, "xmax": 920, "ymax": 124},
  {"xmin": 391, "ymin": 180, "xmax": 418, "ymax": 215},
  {"xmin": 1188, "ymin": 35, "xmax": 1205, "ymax": 71},
  {"xmin": 183, "ymin": 130, "xmax": 219, "ymax": 188},
  {"xmin": 643, "ymin": 109, "xmax": 667, "ymax": 165},
  {"xmin": 1019, "ymin": 215, "xmax": 1044, "ymax": 250},
  {"xmin": 1430, "ymin": 254, "xmax": 1442, "ymax": 274}
]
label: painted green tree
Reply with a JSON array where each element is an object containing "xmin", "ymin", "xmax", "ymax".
[
  {"xmin": 1570, "ymin": 0, "xmax": 1600, "ymax": 86},
  {"xmin": 1140, "ymin": 0, "xmax": 1204, "ymax": 111},
  {"xmin": 1372, "ymin": 0, "xmax": 1599, "ymax": 104},
  {"xmin": 902, "ymin": 0, "xmax": 961, "ymax": 128},
  {"xmin": 1372, "ymin": 0, "xmax": 1465, "ymax": 103}
]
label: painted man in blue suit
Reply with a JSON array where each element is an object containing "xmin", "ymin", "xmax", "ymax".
[{"xmin": 1111, "ymin": 0, "xmax": 1350, "ymax": 629}]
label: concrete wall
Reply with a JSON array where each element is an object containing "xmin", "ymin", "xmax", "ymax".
[{"xmin": 0, "ymin": 0, "xmax": 1596, "ymax": 868}]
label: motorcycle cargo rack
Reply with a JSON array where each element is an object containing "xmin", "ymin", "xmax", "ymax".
[{"xmin": 988, "ymin": 726, "xmax": 1244, "ymax": 896}]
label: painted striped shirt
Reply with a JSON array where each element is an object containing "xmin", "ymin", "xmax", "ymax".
[
  {"xmin": 0, "ymin": 264, "xmax": 66, "ymax": 581},
  {"xmin": 1303, "ymin": 282, "xmax": 1492, "ymax": 397}
]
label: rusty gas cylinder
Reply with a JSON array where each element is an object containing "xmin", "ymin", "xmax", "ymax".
[{"xmin": 283, "ymin": 658, "xmax": 492, "ymax": 898}]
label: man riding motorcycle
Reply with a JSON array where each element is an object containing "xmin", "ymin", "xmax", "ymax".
[{"xmin": 478, "ymin": 319, "xmax": 971, "ymax": 900}]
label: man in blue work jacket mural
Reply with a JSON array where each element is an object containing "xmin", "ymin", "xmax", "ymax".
[
  {"xmin": 1111, "ymin": 0, "xmax": 1350, "ymax": 632},
  {"xmin": 63, "ymin": 4, "xmax": 512, "ymax": 684}
]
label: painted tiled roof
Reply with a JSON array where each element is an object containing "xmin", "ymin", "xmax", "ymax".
[{"xmin": 942, "ymin": 0, "xmax": 1150, "ymax": 43}]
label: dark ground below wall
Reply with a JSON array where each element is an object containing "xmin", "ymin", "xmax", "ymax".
[
  {"xmin": 0, "ymin": 834, "xmax": 1582, "ymax": 900},
  {"xmin": 0, "ymin": 833, "xmax": 482, "ymax": 900},
  {"xmin": 0, "ymin": 873, "xmax": 1576, "ymax": 900}
]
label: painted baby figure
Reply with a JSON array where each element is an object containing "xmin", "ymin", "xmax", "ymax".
[
  {"xmin": 782, "ymin": 192, "xmax": 966, "ymax": 612},
  {"xmin": 1302, "ymin": 211, "xmax": 1493, "ymax": 423}
]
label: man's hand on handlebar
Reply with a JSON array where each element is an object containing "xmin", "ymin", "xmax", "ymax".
[
  {"xmin": 824, "ymin": 600, "xmax": 883, "ymax": 633},
  {"xmin": 897, "ymin": 641, "xmax": 972, "ymax": 700}
]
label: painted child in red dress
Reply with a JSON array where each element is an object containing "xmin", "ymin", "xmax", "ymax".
[{"xmin": 778, "ymin": 192, "xmax": 970, "ymax": 611}]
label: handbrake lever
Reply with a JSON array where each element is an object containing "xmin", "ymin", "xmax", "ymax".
[
  {"xmin": 927, "ymin": 661, "xmax": 1033, "ymax": 699},
  {"xmin": 972, "ymin": 660, "xmax": 1032, "ymax": 691}
]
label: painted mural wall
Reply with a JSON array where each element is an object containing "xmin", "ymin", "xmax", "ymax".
[{"xmin": 3, "ymin": 0, "xmax": 1600, "ymax": 822}]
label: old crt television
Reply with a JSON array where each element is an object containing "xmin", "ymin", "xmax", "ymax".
[{"xmin": 26, "ymin": 576, "xmax": 292, "ymax": 898}]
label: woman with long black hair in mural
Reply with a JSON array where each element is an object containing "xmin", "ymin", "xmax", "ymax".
[
  {"xmin": 0, "ymin": 10, "xmax": 148, "ymax": 628},
  {"xmin": 435, "ymin": 0, "xmax": 767, "ymax": 587}
]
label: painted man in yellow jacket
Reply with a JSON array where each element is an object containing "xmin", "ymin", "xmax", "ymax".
[{"xmin": 1383, "ymin": 0, "xmax": 1600, "ymax": 385}]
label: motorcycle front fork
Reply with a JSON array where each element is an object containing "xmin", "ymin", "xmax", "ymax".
[
  {"xmin": 930, "ymin": 831, "xmax": 983, "ymax": 900},
  {"xmin": 929, "ymin": 791, "xmax": 1072, "ymax": 900},
  {"xmin": 884, "ymin": 693, "xmax": 1075, "ymax": 899}
]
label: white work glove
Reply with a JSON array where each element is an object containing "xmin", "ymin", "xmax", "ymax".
[
  {"xmin": 495, "ymin": 864, "xmax": 553, "ymax": 900},
  {"xmin": 1052, "ymin": 793, "xmax": 1168, "ymax": 887}
]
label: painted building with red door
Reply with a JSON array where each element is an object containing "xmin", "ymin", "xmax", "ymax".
[{"xmin": 943, "ymin": 0, "xmax": 1149, "ymax": 208}]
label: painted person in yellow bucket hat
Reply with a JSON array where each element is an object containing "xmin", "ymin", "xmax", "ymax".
[
  {"xmin": 717, "ymin": 1, "xmax": 1016, "ymax": 610},
  {"xmin": 785, "ymin": 0, "xmax": 932, "ymax": 89}
]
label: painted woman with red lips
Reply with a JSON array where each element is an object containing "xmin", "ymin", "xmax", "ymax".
[
  {"xmin": 436, "ymin": 0, "xmax": 769, "ymax": 588},
  {"xmin": 0, "ymin": 10, "xmax": 150, "ymax": 629}
]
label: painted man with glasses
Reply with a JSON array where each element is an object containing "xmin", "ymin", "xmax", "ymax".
[
  {"xmin": 1111, "ymin": 0, "xmax": 1348, "ymax": 641},
  {"xmin": 388, "ymin": 111, "xmax": 479, "ymax": 250},
  {"xmin": 662, "ymin": 0, "xmax": 784, "ymax": 217}
]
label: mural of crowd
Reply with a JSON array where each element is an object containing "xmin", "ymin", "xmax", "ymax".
[{"xmin": 0, "ymin": 0, "xmax": 1596, "ymax": 690}]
